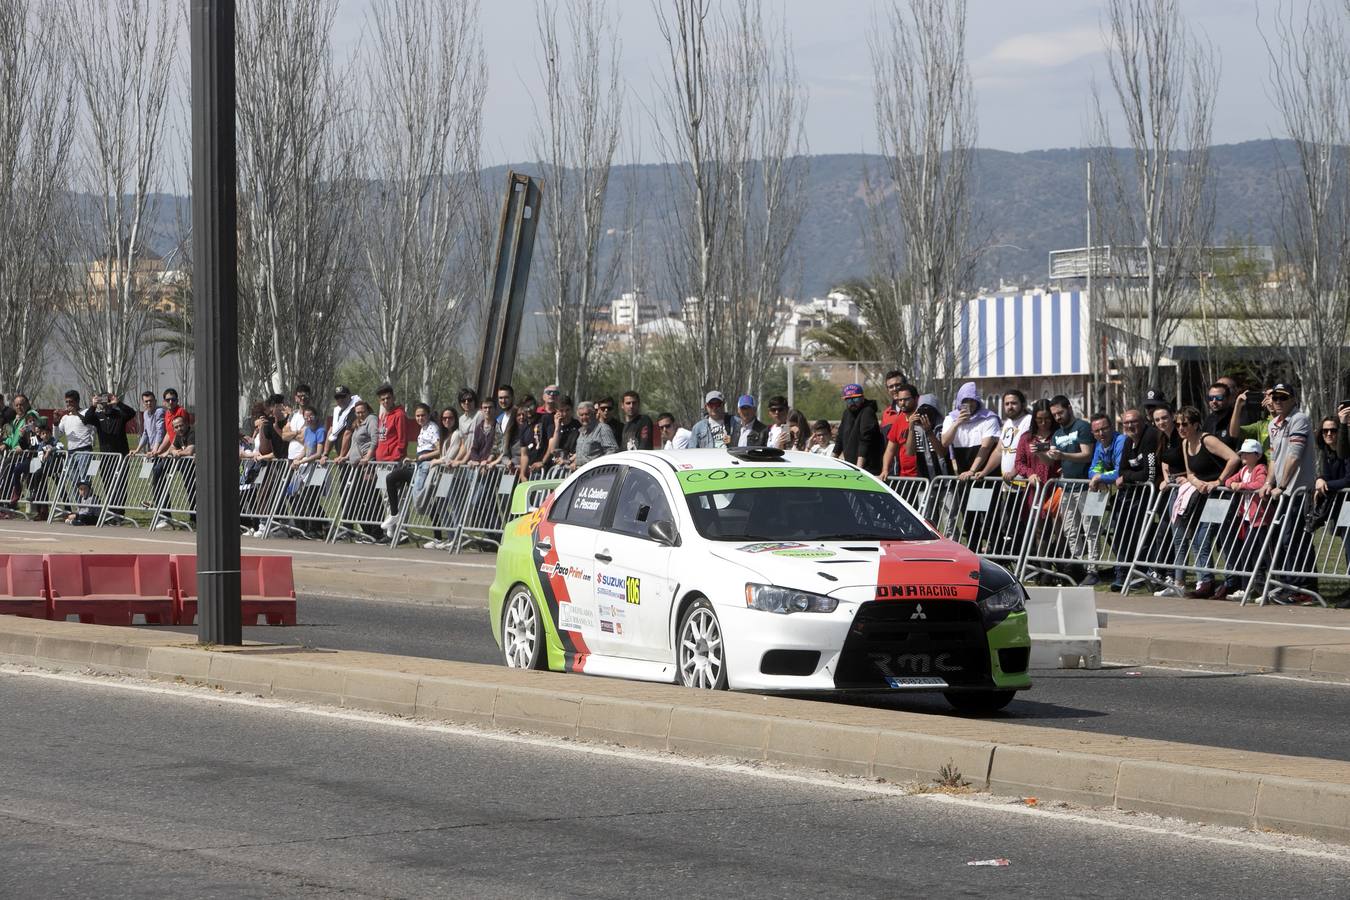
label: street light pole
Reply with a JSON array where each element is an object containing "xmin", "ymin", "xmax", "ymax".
[{"xmin": 191, "ymin": 0, "xmax": 241, "ymax": 645}]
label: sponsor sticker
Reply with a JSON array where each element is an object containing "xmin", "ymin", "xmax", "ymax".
[
  {"xmin": 885, "ymin": 676, "xmax": 948, "ymax": 688},
  {"xmin": 676, "ymin": 467, "xmax": 889, "ymax": 494},
  {"xmin": 875, "ymin": 584, "xmax": 962, "ymax": 600},
  {"xmin": 772, "ymin": 548, "xmax": 835, "ymax": 559},
  {"xmin": 600, "ymin": 620, "xmax": 615, "ymax": 634},
  {"xmin": 557, "ymin": 602, "xmax": 595, "ymax": 632},
  {"xmin": 625, "ymin": 576, "xmax": 641, "ymax": 605},
  {"xmin": 738, "ymin": 541, "xmax": 808, "ymax": 554},
  {"xmin": 596, "ymin": 602, "xmax": 627, "ymax": 620},
  {"xmin": 539, "ymin": 562, "xmax": 590, "ymax": 582}
]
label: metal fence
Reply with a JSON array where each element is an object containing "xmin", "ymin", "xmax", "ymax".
[{"xmin": 6, "ymin": 445, "xmax": 1350, "ymax": 603}]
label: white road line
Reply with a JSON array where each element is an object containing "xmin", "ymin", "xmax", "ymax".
[
  {"xmin": 1113, "ymin": 663, "xmax": 1350, "ymax": 688},
  {"xmin": 1100, "ymin": 607, "xmax": 1350, "ymax": 632},
  {"xmin": 0, "ymin": 526, "xmax": 497, "ymax": 570},
  {"xmin": 4, "ymin": 665, "xmax": 1349, "ymax": 865}
]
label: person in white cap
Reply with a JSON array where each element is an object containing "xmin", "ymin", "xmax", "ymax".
[
  {"xmin": 690, "ymin": 390, "xmax": 741, "ymax": 448},
  {"xmin": 1217, "ymin": 438, "xmax": 1272, "ymax": 601}
]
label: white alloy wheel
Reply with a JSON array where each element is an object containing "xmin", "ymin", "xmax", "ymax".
[
  {"xmin": 677, "ymin": 599, "xmax": 727, "ymax": 690},
  {"xmin": 502, "ymin": 586, "xmax": 543, "ymax": 669}
]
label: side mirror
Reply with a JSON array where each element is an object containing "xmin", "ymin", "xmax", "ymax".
[{"xmin": 647, "ymin": 519, "xmax": 679, "ymax": 546}]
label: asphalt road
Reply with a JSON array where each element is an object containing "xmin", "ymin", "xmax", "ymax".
[
  {"xmin": 163, "ymin": 594, "xmax": 1350, "ymax": 762},
  {"xmin": 4, "ymin": 671, "xmax": 1348, "ymax": 899}
]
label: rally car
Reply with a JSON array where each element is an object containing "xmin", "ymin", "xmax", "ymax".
[{"xmin": 487, "ymin": 447, "xmax": 1031, "ymax": 712}]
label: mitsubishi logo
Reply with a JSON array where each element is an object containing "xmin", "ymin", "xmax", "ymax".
[{"xmin": 910, "ymin": 603, "xmax": 927, "ymax": 621}]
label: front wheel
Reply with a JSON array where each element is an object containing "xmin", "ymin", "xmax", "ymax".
[
  {"xmin": 501, "ymin": 585, "xmax": 544, "ymax": 670},
  {"xmin": 677, "ymin": 598, "xmax": 728, "ymax": 690},
  {"xmin": 943, "ymin": 689, "xmax": 1016, "ymax": 715}
]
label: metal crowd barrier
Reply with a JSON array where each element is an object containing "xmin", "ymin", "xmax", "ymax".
[
  {"xmin": 1022, "ymin": 479, "xmax": 1158, "ymax": 587},
  {"xmin": 919, "ymin": 475, "xmax": 1038, "ymax": 572},
  {"xmin": 388, "ymin": 463, "xmax": 462, "ymax": 549},
  {"xmin": 884, "ymin": 475, "xmax": 930, "ymax": 513},
  {"xmin": 1261, "ymin": 487, "xmax": 1350, "ymax": 606},
  {"xmin": 1122, "ymin": 482, "xmax": 1282, "ymax": 599},
  {"xmin": 266, "ymin": 458, "xmax": 346, "ymax": 541},
  {"xmin": 152, "ymin": 455, "xmax": 198, "ymax": 531},
  {"xmin": 40, "ymin": 451, "xmax": 122, "ymax": 526},
  {"xmin": 239, "ymin": 457, "xmax": 291, "ymax": 537},
  {"xmin": 327, "ymin": 460, "xmax": 402, "ymax": 544}
]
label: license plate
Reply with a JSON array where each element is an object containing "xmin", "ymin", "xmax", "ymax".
[{"xmin": 885, "ymin": 676, "xmax": 948, "ymax": 689}]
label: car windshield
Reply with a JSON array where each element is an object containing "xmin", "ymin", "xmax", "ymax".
[{"xmin": 684, "ymin": 486, "xmax": 932, "ymax": 542}]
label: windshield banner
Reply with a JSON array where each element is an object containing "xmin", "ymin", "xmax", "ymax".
[{"xmin": 675, "ymin": 467, "xmax": 888, "ymax": 494}]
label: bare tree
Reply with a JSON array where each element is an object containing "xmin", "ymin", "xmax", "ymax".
[
  {"xmin": 1090, "ymin": 0, "xmax": 1217, "ymax": 400},
  {"xmin": 358, "ymin": 0, "xmax": 486, "ymax": 404},
  {"xmin": 61, "ymin": 0, "xmax": 175, "ymax": 397},
  {"xmin": 534, "ymin": 0, "xmax": 624, "ymax": 400},
  {"xmin": 652, "ymin": 0, "xmax": 807, "ymax": 416},
  {"xmin": 236, "ymin": 0, "xmax": 357, "ymax": 400},
  {"xmin": 868, "ymin": 0, "xmax": 979, "ymax": 396},
  {"xmin": 0, "ymin": 0, "xmax": 74, "ymax": 396},
  {"xmin": 1260, "ymin": 1, "xmax": 1350, "ymax": 413}
]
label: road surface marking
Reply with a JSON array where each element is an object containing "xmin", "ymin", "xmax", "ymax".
[{"xmin": 1101, "ymin": 607, "xmax": 1350, "ymax": 632}]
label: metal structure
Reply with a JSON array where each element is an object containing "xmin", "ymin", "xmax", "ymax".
[
  {"xmin": 190, "ymin": 0, "xmax": 242, "ymax": 644},
  {"xmin": 476, "ymin": 171, "xmax": 543, "ymax": 403}
]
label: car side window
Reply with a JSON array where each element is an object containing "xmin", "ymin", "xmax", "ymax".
[
  {"xmin": 610, "ymin": 468, "xmax": 673, "ymax": 539},
  {"xmin": 552, "ymin": 466, "xmax": 619, "ymax": 529}
]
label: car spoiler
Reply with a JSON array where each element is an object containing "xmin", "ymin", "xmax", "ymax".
[{"xmin": 509, "ymin": 479, "xmax": 564, "ymax": 518}]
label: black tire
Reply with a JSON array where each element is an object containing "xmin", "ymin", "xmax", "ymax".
[
  {"xmin": 501, "ymin": 585, "xmax": 545, "ymax": 670},
  {"xmin": 676, "ymin": 598, "xmax": 728, "ymax": 690},
  {"xmin": 943, "ymin": 689, "xmax": 1016, "ymax": 714}
]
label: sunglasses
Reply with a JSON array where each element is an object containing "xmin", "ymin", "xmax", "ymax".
[
  {"xmin": 659, "ymin": 422, "xmax": 675, "ymax": 429},
  {"xmin": 441, "ymin": 414, "xmax": 454, "ymax": 420},
  {"xmin": 544, "ymin": 390, "xmax": 559, "ymax": 395},
  {"xmin": 1207, "ymin": 395, "xmax": 1226, "ymax": 402},
  {"xmin": 1322, "ymin": 427, "xmax": 1338, "ymax": 434},
  {"xmin": 886, "ymin": 384, "xmax": 903, "ymax": 392},
  {"xmin": 1272, "ymin": 394, "xmax": 1292, "ymax": 401}
]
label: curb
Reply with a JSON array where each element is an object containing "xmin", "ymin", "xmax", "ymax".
[
  {"xmin": 2, "ymin": 617, "xmax": 1349, "ymax": 845},
  {"xmin": 1102, "ymin": 632, "xmax": 1350, "ymax": 681}
]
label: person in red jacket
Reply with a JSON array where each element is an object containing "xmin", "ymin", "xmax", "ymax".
[{"xmin": 375, "ymin": 383, "xmax": 410, "ymax": 535}]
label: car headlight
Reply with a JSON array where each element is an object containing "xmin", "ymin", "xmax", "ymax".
[
  {"xmin": 744, "ymin": 583, "xmax": 839, "ymax": 614},
  {"xmin": 979, "ymin": 581, "xmax": 1025, "ymax": 615}
]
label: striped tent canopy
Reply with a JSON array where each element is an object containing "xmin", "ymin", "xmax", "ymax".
[{"xmin": 959, "ymin": 291, "xmax": 1089, "ymax": 379}]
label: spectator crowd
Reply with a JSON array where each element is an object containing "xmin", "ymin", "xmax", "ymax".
[{"xmin": 3, "ymin": 371, "xmax": 1350, "ymax": 604}]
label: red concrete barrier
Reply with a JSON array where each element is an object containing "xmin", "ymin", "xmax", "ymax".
[
  {"xmin": 0, "ymin": 554, "xmax": 48, "ymax": 619},
  {"xmin": 171, "ymin": 555, "xmax": 297, "ymax": 626},
  {"xmin": 44, "ymin": 554, "xmax": 175, "ymax": 626}
]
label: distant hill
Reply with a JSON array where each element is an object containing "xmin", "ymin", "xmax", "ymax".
[{"xmin": 140, "ymin": 139, "xmax": 1296, "ymax": 304}]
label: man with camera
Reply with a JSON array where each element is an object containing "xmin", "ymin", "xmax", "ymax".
[{"xmin": 88, "ymin": 392, "xmax": 137, "ymax": 456}]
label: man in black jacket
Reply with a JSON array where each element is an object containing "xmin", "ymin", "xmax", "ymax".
[
  {"xmin": 834, "ymin": 383, "xmax": 882, "ymax": 474},
  {"xmin": 1112, "ymin": 408, "xmax": 1157, "ymax": 591},
  {"xmin": 733, "ymin": 395, "xmax": 769, "ymax": 447},
  {"xmin": 89, "ymin": 393, "xmax": 137, "ymax": 455},
  {"xmin": 1200, "ymin": 381, "xmax": 1239, "ymax": 449}
]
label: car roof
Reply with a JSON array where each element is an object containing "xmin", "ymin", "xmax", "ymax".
[{"xmin": 600, "ymin": 448, "xmax": 860, "ymax": 474}]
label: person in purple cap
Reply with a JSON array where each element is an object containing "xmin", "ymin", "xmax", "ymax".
[
  {"xmin": 833, "ymin": 382, "xmax": 882, "ymax": 474},
  {"xmin": 734, "ymin": 394, "xmax": 768, "ymax": 447}
]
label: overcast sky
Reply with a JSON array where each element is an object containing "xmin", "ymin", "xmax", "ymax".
[{"xmin": 332, "ymin": 0, "xmax": 1295, "ymax": 164}]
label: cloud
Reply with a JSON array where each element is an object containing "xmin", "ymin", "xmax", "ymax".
[{"xmin": 982, "ymin": 27, "xmax": 1105, "ymax": 68}]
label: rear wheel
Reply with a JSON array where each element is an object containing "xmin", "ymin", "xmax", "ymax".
[
  {"xmin": 677, "ymin": 599, "xmax": 728, "ymax": 690},
  {"xmin": 943, "ymin": 689, "xmax": 1016, "ymax": 715},
  {"xmin": 502, "ymin": 585, "xmax": 544, "ymax": 670}
]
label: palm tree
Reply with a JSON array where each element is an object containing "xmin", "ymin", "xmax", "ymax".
[{"xmin": 804, "ymin": 278, "xmax": 911, "ymax": 383}]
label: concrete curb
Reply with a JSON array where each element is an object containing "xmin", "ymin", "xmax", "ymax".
[
  {"xmin": 3, "ymin": 617, "xmax": 1350, "ymax": 845},
  {"xmin": 1102, "ymin": 632, "xmax": 1350, "ymax": 681}
]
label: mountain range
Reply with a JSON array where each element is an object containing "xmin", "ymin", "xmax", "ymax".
[{"xmin": 139, "ymin": 139, "xmax": 1296, "ymax": 305}]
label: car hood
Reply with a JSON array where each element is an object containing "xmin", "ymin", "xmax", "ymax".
[{"xmin": 707, "ymin": 536, "xmax": 982, "ymax": 601}]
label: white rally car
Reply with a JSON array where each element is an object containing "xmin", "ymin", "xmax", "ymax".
[{"xmin": 487, "ymin": 447, "xmax": 1031, "ymax": 712}]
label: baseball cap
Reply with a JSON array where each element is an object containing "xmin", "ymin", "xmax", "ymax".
[
  {"xmin": 334, "ymin": 385, "xmax": 351, "ymax": 398},
  {"xmin": 737, "ymin": 394, "xmax": 755, "ymax": 409},
  {"xmin": 704, "ymin": 390, "xmax": 724, "ymax": 404},
  {"xmin": 1239, "ymin": 438, "xmax": 1263, "ymax": 455},
  {"xmin": 1142, "ymin": 388, "xmax": 1169, "ymax": 409},
  {"xmin": 1270, "ymin": 382, "xmax": 1296, "ymax": 398},
  {"xmin": 842, "ymin": 383, "xmax": 864, "ymax": 399}
]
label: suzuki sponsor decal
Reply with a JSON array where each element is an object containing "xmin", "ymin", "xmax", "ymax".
[{"xmin": 596, "ymin": 572, "xmax": 641, "ymax": 605}]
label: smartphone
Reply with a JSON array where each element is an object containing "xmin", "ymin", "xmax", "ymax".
[{"xmin": 1338, "ymin": 399, "xmax": 1350, "ymax": 411}]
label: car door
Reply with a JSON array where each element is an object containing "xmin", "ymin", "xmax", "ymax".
[
  {"xmin": 590, "ymin": 465, "xmax": 677, "ymax": 662},
  {"xmin": 540, "ymin": 465, "xmax": 620, "ymax": 656}
]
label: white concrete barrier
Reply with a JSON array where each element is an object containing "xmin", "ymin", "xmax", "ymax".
[{"xmin": 1025, "ymin": 586, "xmax": 1101, "ymax": 669}]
